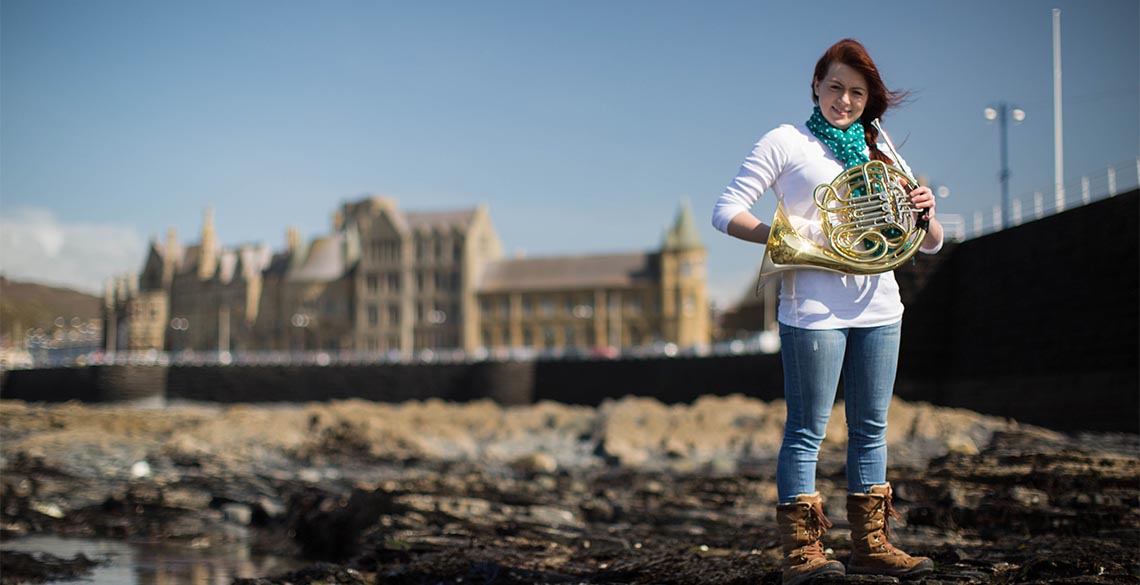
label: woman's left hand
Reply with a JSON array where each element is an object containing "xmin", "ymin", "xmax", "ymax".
[{"xmin": 908, "ymin": 186, "xmax": 936, "ymax": 221}]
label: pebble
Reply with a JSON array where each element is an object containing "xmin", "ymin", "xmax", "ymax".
[{"xmin": 130, "ymin": 461, "xmax": 151, "ymax": 479}]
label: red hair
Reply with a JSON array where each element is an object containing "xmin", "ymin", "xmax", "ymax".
[{"xmin": 812, "ymin": 39, "xmax": 908, "ymax": 164}]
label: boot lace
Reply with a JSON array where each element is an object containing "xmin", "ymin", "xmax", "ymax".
[
  {"xmin": 876, "ymin": 487, "xmax": 902, "ymax": 551},
  {"xmin": 808, "ymin": 500, "xmax": 835, "ymax": 534},
  {"xmin": 797, "ymin": 501, "xmax": 834, "ymax": 560}
]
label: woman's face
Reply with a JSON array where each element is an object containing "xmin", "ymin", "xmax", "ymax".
[{"xmin": 813, "ymin": 62, "xmax": 868, "ymax": 130}]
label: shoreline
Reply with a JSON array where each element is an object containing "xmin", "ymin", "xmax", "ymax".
[{"xmin": 2, "ymin": 396, "xmax": 1137, "ymax": 584}]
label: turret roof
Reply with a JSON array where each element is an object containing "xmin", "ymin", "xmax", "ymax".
[{"xmin": 662, "ymin": 200, "xmax": 703, "ymax": 251}]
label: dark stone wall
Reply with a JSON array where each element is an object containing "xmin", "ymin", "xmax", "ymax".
[
  {"xmin": 894, "ymin": 190, "xmax": 1138, "ymax": 432},
  {"xmin": 2, "ymin": 191, "xmax": 1136, "ymax": 432},
  {"xmin": 1, "ymin": 365, "xmax": 166, "ymax": 403},
  {"xmin": 532, "ymin": 354, "xmax": 784, "ymax": 405},
  {"xmin": 166, "ymin": 361, "xmax": 536, "ymax": 405}
]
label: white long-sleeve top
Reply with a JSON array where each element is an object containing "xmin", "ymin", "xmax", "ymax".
[{"xmin": 712, "ymin": 123, "xmax": 942, "ymax": 330}]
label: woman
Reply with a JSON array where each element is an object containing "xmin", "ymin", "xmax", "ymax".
[{"xmin": 711, "ymin": 39, "xmax": 944, "ymax": 585}]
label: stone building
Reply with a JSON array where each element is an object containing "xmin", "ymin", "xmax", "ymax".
[
  {"xmin": 475, "ymin": 202, "xmax": 709, "ymax": 352},
  {"xmin": 716, "ymin": 273, "xmax": 778, "ymax": 341},
  {"xmin": 104, "ymin": 196, "xmax": 709, "ymax": 355}
]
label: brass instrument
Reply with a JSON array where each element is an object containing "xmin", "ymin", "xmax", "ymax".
[{"xmin": 756, "ymin": 119, "xmax": 928, "ymax": 292}]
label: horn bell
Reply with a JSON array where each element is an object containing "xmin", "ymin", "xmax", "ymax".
[{"xmin": 756, "ymin": 201, "xmax": 872, "ymax": 293}]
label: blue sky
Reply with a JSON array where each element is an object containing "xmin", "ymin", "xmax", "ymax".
[{"xmin": 2, "ymin": 0, "xmax": 1137, "ymax": 306}]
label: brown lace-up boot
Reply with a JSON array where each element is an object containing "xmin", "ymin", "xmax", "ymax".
[
  {"xmin": 776, "ymin": 492, "xmax": 846, "ymax": 585},
  {"xmin": 846, "ymin": 483, "xmax": 934, "ymax": 578}
]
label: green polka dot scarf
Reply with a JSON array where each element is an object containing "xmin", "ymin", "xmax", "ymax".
[{"xmin": 806, "ymin": 106, "xmax": 869, "ymax": 169}]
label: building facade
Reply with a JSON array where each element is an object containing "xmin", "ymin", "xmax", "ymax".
[
  {"xmin": 475, "ymin": 202, "xmax": 708, "ymax": 352},
  {"xmin": 104, "ymin": 196, "xmax": 709, "ymax": 355}
]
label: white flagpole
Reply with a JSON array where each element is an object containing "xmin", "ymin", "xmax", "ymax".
[{"xmin": 1053, "ymin": 9, "xmax": 1065, "ymax": 211}]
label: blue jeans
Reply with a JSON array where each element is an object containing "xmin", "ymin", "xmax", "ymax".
[{"xmin": 776, "ymin": 321, "xmax": 901, "ymax": 503}]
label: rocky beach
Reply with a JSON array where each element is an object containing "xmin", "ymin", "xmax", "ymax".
[{"xmin": 1, "ymin": 395, "xmax": 1137, "ymax": 584}]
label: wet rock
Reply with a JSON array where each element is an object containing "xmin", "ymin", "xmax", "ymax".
[
  {"xmin": 906, "ymin": 429, "xmax": 1139, "ymax": 540},
  {"xmin": 290, "ymin": 487, "xmax": 407, "ymax": 562},
  {"xmin": 0, "ymin": 521, "xmax": 29, "ymax": 538},
  {"xmin": 1, "ymin": 399, "xmax": 1136, "ymax": 584},
  {"xmin": 1013, "ymin": 540, "xmax": 1139, "ymax": 583},
  {"xmin": 130, "ymin": 460, "xmax": 151, "ymax": 478},
  {"xmin": 253, "ymin": 497, "xmax": 288, "ymax": 525},
  {"xmin": 29, "ymin": 502, "xmax": 63, "ymax": 519},
  {"xmin": 0, "ymin": 550, "xmax": 100, "ymax": 584},
  {"xmin": 525, "ymin": 505, "xmax": 582, "ymax": 529},
  {"xmin": 222, "ymin": 502, "xmax": 253, "ymax": 525},
  {"xmin": 233, "ymin": 562, "xmax": 370, "ymax": 585},
  {"xmin": 509, "ymin": 452, "xmax": 558, "ymax": 476},
  {"xmin": 160, "ymin": 486, "xmax": 210, "ymax": 512}
]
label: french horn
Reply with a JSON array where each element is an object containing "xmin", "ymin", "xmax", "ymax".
[{"xmin": 756, "ymin": 119, "xmax": 929, "ymax": 292}]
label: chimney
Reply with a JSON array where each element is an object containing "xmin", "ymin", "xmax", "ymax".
[
  {"xmin": 287, "ymin": 226, "xmax": 300, "ymax": 253},
  {"xmin": 199, "ymin": 207, "xmax": 217, "ymax": 280},
  {"xmin": 163, "ymin": 227, "xmax": 178, "ymax": 287},
  {"xmin": 116, "ymin": 275, "xmax": 129, "ymax": 302}
]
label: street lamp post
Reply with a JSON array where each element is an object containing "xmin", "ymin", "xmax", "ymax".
[
  {"xmin": 170, "ymin": 317, "xmax": 190, "ymax": 362},
  {"xmin": 984, "ymin": 103, "xmax": 1025, "ymax": 229},
  {"xmin": 291, "ymin": 313, "xmax": 311, "ymax": 352}
]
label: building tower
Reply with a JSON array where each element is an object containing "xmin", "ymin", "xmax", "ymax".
[
  {"xmin": 659, "ymin": 200, "xmax": 710, "ymax": 347},
  {"xmin": 199, "ymin": 207, "xmax": 217, "ymax": 280}
]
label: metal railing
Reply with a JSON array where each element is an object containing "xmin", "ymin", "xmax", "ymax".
[
  {"xmin": 939, "ymin": 157, "xmax": 1139, "ymax": 242},
  {"xmin": 3, "ymin": 337, "xmax": 785, "ymax": 370}
]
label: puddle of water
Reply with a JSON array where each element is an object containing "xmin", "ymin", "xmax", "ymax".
[{"xmin": 2, "ymin": 535, "xmax": 308, "ymax": 584}]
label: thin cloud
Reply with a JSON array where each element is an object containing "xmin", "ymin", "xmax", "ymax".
[{"xmin": 0, "ymin": 207, "xmax": 145, "ymax": 296}]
